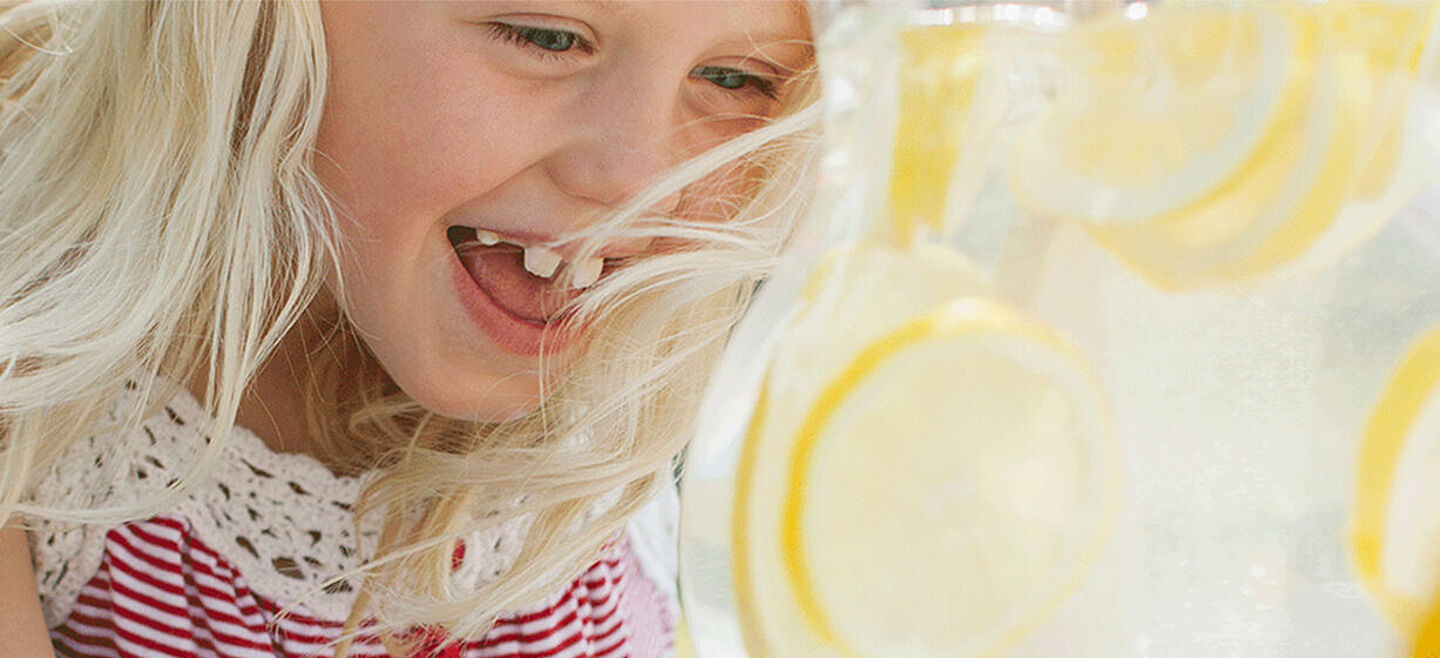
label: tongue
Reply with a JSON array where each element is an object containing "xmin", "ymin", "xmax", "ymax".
[{"xmin": 456, "ymin": 244, "xmax": 580, "ymax": 323}]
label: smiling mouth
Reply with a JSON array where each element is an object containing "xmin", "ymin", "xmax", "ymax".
[
  {"xmin": 447, "ymin": 225, "xmax": 597, "ymax": 325},
  {"xmin": 448, "ymin": 225, "xmax": 606, "ymax": 286}
]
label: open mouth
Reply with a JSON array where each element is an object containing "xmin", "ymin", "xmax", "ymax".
[{"xmin": 446, "ymin": 225, "xmax": 603, "ymax": 326}]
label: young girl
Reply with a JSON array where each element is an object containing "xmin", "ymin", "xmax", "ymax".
[{"xmin": 0, "ymin": 1, "xmax": 818, "ymax": 656}]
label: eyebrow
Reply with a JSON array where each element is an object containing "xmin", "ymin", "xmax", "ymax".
[
  {"xmin": 576, "ymin": 0, "xmax": 814, "ymax": 62},
  {"xmin": 577, "ymin": 0, "xmax": 814, "ymax": 42},
  {"xmin": 576, "ymin": 0, "xmax": 640, "ymax": 19}
]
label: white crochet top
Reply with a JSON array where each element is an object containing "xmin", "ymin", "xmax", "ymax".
[{"xmin": 25, "ymin": 382, "xmax": 680, "ymax": 628}]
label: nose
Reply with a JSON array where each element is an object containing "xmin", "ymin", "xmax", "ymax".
[{"xmin": 545, "ymin": 71, "xmax": 685, "ymax": 215}]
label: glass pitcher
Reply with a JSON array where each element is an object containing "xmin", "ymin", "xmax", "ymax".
[{"xmin": 678, "ymin": 2, "xmax": 1440, "ymax": 656}]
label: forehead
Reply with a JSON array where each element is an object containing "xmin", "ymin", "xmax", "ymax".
[
  {"xmin": 579, "ymin": 0, "xmax": 807, "ymax": 26},
  {"xmin": 588, "ymin": 0, "xmax": 812, "ymax": 66},
  {"xmin": 537, "ymin": 1, "xmax": 809, "ymax": 41}
]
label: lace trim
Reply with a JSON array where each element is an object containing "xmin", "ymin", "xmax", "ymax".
[
  {"xmin": 28, "ymin": 431, "xmax": 121, "ymax": 629},
  {"xmin": 28, "ymin": 383, "xmax": 530, "ymax": 623},
  {"xmin": 28, "ymin": 382, "xmax": 679, "ymax": 626}
]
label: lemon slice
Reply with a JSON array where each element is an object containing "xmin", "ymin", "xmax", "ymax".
[
  {"xmin": 1352, "ymin": 324, "xmax": 1440, "ymax": 632},
  {"xmin": 1010, "ymin": 4, "xmax": 1437, "ymax": 290},
  {"xmin": 1010, "ymin": 7, "xmax": 1298, "ymax": 225},
  {"xmin": 782, "ymin": 298, "xmax": 1117, "ymax": 656},
  {"xmin": 887, "ymin": 23, "xmax": 1000, "ymax": 245},
  {"xmin": 1410, "ymin": 587, "xmax": 1440, "ymax": 657},
  {"xmin": 1249, "ymin": 2, "xmax": 1440, "ymax": 286},
  {"xmin": 1289, "ymin": 3, "xmax": 1440, "ymax": 277},
  {"xmin": 732, "ymin": 243, "xmax": 996, "ymax": 657},
  {"xmin": 1327, "ymin": 2, "xmax": 1440, "ymax": 203},
  {"xmin": 734, "ymin": 258, "xmax": 1118, "ymax": 656},
  {"xmin": 1085, "ymin": 38, "xmax": 1369, "ymax": 290}
]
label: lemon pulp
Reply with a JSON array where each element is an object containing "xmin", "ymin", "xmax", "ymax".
[
  {"xmin": 782, "ymin": 298, "xmax": 1117, "ymax": 656},
  {"xmin": 732, "ymin": 245, "xmax": 1118, "ymax": 656}
]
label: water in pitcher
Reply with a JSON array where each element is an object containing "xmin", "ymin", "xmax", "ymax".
[{"xmin": 679, "ymin": 2, "xmax": 1440, "ymax": 657}]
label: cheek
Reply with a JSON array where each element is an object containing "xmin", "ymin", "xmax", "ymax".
[
  {"xmin": 316, "ymin": 57, "xmax": 547, "ymax": 225},
  {"xmin": 679, "ymin": 160, "xmax": 768, "ymax": 223},
  {"xmin": 316, "ymin": 103, "xmax": 498, "ymax": 224}
]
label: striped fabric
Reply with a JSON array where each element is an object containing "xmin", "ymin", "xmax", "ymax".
[{"xmin": 50, "ymin": 514, "xmax": 672, "ymax": 658}]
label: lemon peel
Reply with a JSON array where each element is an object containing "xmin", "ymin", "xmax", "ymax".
[
  {"xmin": 1009, "ymin": 4, "xmax": 1437, "ymax": 290},
  {"xmin": 888, "ymin": 23, "xmax": 997, "ymax": 245},
  {"xmin": 1326, "ymin": 2, "xmax": 1440, "ymax": 202},
  {"xmin": 731, "ymin": 243, "xmax": 994, "ymax": 656},
  {"xmin": 1009, "ymin": 7, "xmax": 1297, "ymax": 225},
  {"xmin": 1088, "ymin": 41, "xmax": 1369, "ymax": 290},
  {"xmin": 1353, "ymin": 324, "xmax": 1440, "ymax": 632},
  {"xmin": 1410, "ymin": 586, "xmax": 1440, "ymax": 658},
  {"xmin": 774, "ymin": 296, "xmax": 1116, "ymax": 656}
]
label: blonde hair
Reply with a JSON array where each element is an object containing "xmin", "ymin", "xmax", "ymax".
[{"xmin": 0, "ymin": 0, "xmax": 820, "ymax": 651}]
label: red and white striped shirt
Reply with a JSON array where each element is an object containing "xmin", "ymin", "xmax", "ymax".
[{"xmin": 28, "ymin": 387, "xmax": 679, "ymax": 658}]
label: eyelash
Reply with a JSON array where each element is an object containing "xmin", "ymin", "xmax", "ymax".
[
  {"xmin": 690, "ymin": 66, "xmax": 780, "ymax": 101},
  {"xmin": 486, "ymin": 22, "xmax": 782, "ymax": 101},
  {"xmin": 486, "ymin": 22, "xmax": 596, "ymax": 59}
]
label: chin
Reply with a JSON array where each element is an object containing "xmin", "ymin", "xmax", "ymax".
[{"xmin": 390, "ymin": 365, "xmax": 545, "ymax": 424}]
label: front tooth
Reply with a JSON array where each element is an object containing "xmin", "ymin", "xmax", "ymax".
[
  {"xmin": 476, "ymin": 229, "xmax": 502, "ymax": 246},
  {"xmin": 569, "ymin": 256, "xmax": 604, "ymax": 289},
  {"xmin": 523, "ymin": 245, "xmax": 562, "ymax": 278}
]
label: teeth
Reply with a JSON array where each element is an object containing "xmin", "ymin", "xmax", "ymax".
[
  {"xmin": 569, "ymin": 256, "xmax": 604, "ymax": 289},
  {"xmin": 468, "ymin": 228, "xmax": 605, "ymax": 287},
  {"xmin": 523, "ymin": 245, "xmax": 562, "ymax": 278}
]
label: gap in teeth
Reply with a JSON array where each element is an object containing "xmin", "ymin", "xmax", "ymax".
[{"xmin": 453, "ymin": 226, "xmax": 605, "ymax": 288}]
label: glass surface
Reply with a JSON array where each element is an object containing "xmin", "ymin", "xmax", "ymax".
[{"xmin": 680, "ymin": 2, "xmax": 1440, "ymax": 656}]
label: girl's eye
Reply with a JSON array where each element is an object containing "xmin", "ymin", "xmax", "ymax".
[
  {"xmin": 487, "ymin": 23, "xmax": 594, "ymax": 57},
  {"xmin": 691, "ymin": 65, "xmax": 779, "ymax": 100}
]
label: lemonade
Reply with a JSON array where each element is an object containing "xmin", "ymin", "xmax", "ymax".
[{"xmin": 679, "ymin": 1, "xmax": 1440, "ymax": 656}]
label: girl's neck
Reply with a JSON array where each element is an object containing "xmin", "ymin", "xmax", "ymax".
[
  {"xmin": 186, "ymin": 299, "xmax": 342, "ymax": 459},
  {"xmin": 233, "ymin": 341, "xmax": 313, "ymax": 455},
  {"xmin": 184, "ymin": 338, "xmax": 313, "ymax": 457}
]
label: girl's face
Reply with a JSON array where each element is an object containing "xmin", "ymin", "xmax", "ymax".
[{"xmin": 314, "ymin": 1, "xmax": 810, "ymax": 421}]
